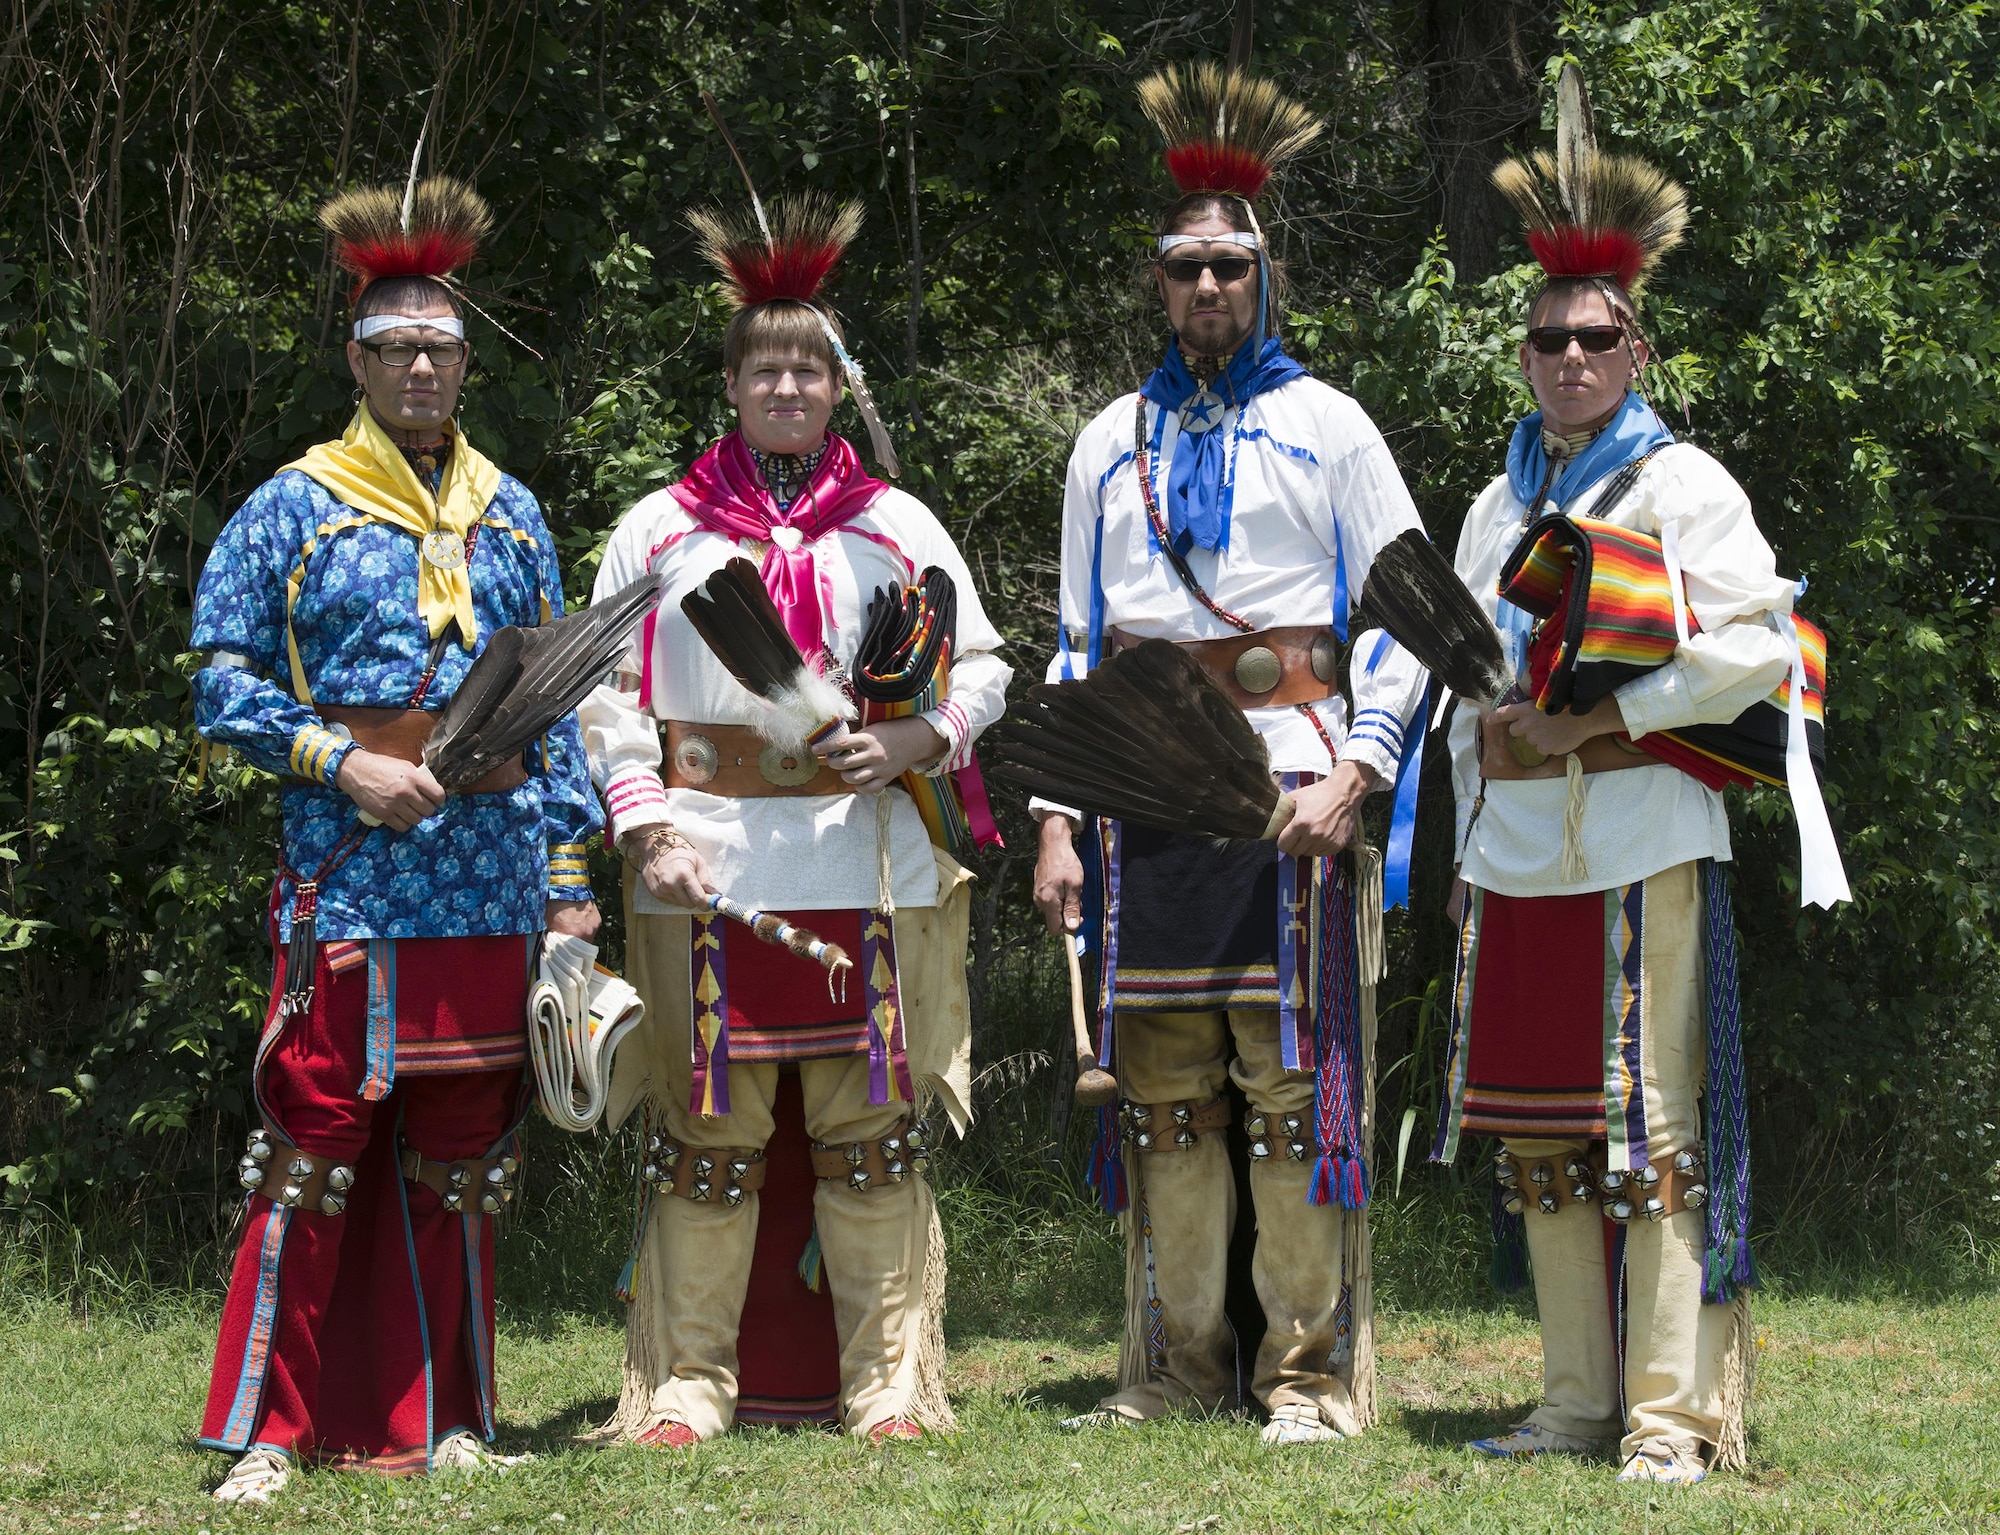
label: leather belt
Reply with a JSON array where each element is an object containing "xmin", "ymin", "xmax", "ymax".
[
  {"xmin": 1496, "ymin": 1146, "xmax": 1710, "ymax": 1221},
  {"xmin": 1108, "ymin": 625, "xmax": 1338, "ymax": 711},
  {"xmin": 1476, "ymin": 711, "xmax": 1660, "ymax": 781},
  {"xmin": 661, "ymin": 721, "xmax": 850, "ymax": 797},
  {"xmin": 319, "ymin": 705, "xmax": 529, "ymax": 794},
  {"xmin": 235, "ymin": 1126, "xmax": 357, "ymax": 1216}
]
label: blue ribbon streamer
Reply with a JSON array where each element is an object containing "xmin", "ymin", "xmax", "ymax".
[{"xmin": 1382, "ymin": 685, "xmax": 1430, "ymax": 910}]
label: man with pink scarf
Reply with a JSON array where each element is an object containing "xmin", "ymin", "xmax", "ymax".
[{"xmin": 575, "ymin": 197, "xmax": 1010, "ymax": 1447}]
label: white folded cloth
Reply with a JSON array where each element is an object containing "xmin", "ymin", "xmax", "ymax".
[{"xmin": 527, "ymin": 934, "xmax": 646, "ymax": 1133}]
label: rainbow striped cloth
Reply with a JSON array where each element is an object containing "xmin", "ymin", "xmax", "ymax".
[{"xmin": 1498, "ymin": 513, "xmax": 1826, "ymax": 790}]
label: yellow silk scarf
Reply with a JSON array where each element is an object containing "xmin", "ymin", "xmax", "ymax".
[{"xmin": 282, "ymin": 407, "xmax": 502, "ymax": 694}]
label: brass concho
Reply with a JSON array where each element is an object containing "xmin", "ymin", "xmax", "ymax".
[
  {"xmin": 672, "ymin": 733, "xmax": 720, "ymax": 786},
  {"xmin": 1309, "ymin": 631, "xmax": 1338, "ymax": 683},
  {"xmin": 1233, "ymin": 644, "xmax": 1283, "ymax": 695},
  {"xmin": 420, "ymin": 529, "xmax": 466, "ymax": 571},
  {"xmin": 1507, "ymin": 734, "xmax": 1549, "ymax": 768},
  {"xmin": 758, "ymin": 743, "xmax": 821, "ymax": 787}
]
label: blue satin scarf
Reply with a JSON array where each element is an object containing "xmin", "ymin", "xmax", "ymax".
[
  {"xmin": 1505, "ymin": 390, "xmax": 1675, "ymax": 515},
  {"xmin": 1139, "ymin": 334, "xmax": 1309, "ymax": 554}
]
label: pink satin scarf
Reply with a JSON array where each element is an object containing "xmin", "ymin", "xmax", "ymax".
[{"xmin": 667, "ymin": 430, "xmax": 890, "ymax": 652}]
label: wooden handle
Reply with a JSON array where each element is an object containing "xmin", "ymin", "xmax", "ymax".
[
  {"xmin": 1065, "ymin": 934, "xmax": 1119, "ymax": 1106},
  {"xmin": 1065, "ymin": 939, "xmax": 1091, "ymax": 1060}
]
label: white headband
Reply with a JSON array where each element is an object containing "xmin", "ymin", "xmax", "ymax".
[
  {"xmin": 1158, "ymin": 231, "xmax": 1261, "ymax": 254},
  {"xmin": 353, "ymin": 314, "xmax": 465, "ymax": 341}
]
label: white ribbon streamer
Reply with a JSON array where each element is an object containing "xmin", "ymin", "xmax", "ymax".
[
  {"xmin": 1777, "ymin": 612, "xmax": 1851, "ymax": 908},
  {"xmin": 1660, "ymin": 520, "xmax": 1692, "ymax": 646}
]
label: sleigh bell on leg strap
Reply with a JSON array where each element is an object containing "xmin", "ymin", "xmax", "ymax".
[
  {"xmin": 237, "ymin": 1125, "xmax": 357, "ymax": 1217},
  {"xmin": 1119, "ymin": 1096, "xmax": 1228, "ymax": 1152},
  {"xmin": 641, "ymin": 1129, "xmax": 769, "ymax": 1207},
  {"xmin": 399, "ymin": 1144, "xmax": 521, "ymax": 1215},
  {"xmin": 809, "ymin": 1117, "xmax": 932, "ymax": 1191}
]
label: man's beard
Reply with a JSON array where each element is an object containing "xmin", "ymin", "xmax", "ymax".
[{"xmin": 1177, "ymin": 310, "xmax": 1252, "ymax": 375}]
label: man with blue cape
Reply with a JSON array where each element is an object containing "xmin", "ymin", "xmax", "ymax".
[{"xmin": 1028, "ymin": 60, "xmax": 1429, "ymax": 1447}]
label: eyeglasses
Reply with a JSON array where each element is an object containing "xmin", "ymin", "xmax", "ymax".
[
  {"xmin": 1159, "ymin": 256, "xmax": 1257, "ymax": 285},
  {"xmin": 1525, "ymin": 326, "xmax": 1627, "ymax": 356},
  {"xmin": 358, "ymin": 339, "xmax": 466, "ymax": 368}
]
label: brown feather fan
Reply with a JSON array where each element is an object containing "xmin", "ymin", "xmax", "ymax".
[
  {"xmin": 985, "ymin": 639, "xmax": 1296, "ymax": 841},
  {"xmin": 1358, "ymin": 529, "xmax": 1512, "ymax": 708},
  {"xmin": 424, "ymin": 573, "xmax": 663, "ymax": 791}
]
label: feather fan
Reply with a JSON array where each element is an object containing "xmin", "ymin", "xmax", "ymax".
[
  {"xmin": 680, "ymin": 557, "xmax": 854, "ymax": 751},
  {"xmin": 1358, "ymin": 529, "xmax": 1511, "ymax": 708},
  {"xmin": 424, "ymin": 573, "xmax": 663, "ymax": 790},
  {"xmin": 986, "ymin": 639, "xmax": 1295, "ymax": 841}
]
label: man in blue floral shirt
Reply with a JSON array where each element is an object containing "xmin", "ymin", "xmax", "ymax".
[{"xmin": 192, "ymin": 178, "xmax": 601, "ymax": 1501}]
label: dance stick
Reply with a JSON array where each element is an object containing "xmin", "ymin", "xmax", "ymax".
[
  {"xmin": 1065, "ymin": 933, "xmax": 1119, "ymax": 1105},
  {"xmin": 707, "ymin": 893, "xmax": 852, "ymax": 978}
]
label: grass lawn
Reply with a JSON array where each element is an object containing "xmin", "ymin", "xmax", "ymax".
[{"xmin": 2, "ymin": 1179, "xmax": 1997, "ymax": 1535}]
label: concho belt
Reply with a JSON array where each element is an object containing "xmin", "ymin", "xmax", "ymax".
[
  {"xmin": 1107, "ymin": 624, "xmax": 1338, "ymax": 712},
  {"xmin": 661, "ymin": 721, "xmax": 850, "ymax": 797}
]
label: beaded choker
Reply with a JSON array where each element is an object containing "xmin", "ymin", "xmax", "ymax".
[{"xmin": 750, "ymin": 444, "xmax": 827, "ymax": 512}]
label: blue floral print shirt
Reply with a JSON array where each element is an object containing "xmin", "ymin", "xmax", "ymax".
[{"xmin": 191, "ymin": 466, "xmax": 601, "ymax": 940}]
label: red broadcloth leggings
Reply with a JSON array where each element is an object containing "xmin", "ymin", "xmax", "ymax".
[{"xmin": 200, "ymin": 936, "xmax": 528, "ymax": 1469}]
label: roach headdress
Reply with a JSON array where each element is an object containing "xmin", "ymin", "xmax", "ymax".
[
  {"xmin": 1137, "ymin": 51, "xmax": 1321, "ymax": 352},
  {"xmin": 1137, "ymin": 62, "xmax": 1322, "ymax": 208},
  {"xmin": 693, "ymin": 94, "xmax": 900, "ymax": 476},
  {"xmin": 1492, "ymin": 64, "xmax": 1689, "ymax": 303},
  {"xmin": 319, "ymin": 176, "xmax": 493, "ymax": 311}
]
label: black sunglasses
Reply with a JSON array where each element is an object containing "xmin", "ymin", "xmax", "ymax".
[
  {"xmin": 359, "ymin": 339, "xmax": 466, "ymax": 368},
  {"xmin": 1526, "ymin": 325, "xmax": 1627, "ymax": 356},
  {"xmin": 1159, "ymin": 255, "xmax": 1258, "ymax": 284}
]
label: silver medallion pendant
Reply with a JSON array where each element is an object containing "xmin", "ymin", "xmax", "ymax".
[
  {"xmin": 421, "ymin": 529, "xmax": 466, "ymax": 571},
  {"xmin": 1179, "ymin": 388, "xmax": 1226, "ymax": 435}
]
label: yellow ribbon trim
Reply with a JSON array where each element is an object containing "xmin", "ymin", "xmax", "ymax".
[{"xmin": 279, "ymin": 407, "xmax": 502, "ymax": 702}]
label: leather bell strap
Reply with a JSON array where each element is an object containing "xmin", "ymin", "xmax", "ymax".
[
  {"xmin": 1496, "ymin": 1147, "xmax": 1710, "ymax": 1222},
  {"xmin": 808, "ymin": 1116, "xmax": 933, "ymax": 1189},
  {"xmin": 1244, "ymin": 1108, "xmax": 1320, "ymax": 1163},
  {"xmin": 1475, "ymin": 710, "xmax": 1661, "ymax": 781},
  {"xmin": 1107, "ymin": 625, "xmax": 1338, "ymax": 712},
  {"xmin": 399, "ymin": 1145, "xmax": 522, "ymax": 1215},
  {"xmin": 640, "ymin": 1131, "xmax": 768, "ymax": 1205},
  {"xmin": 661, "ymin": 721, "xmax": 850, "ymax": 798},
  {"xmin": 318, "ymin": 705, "xmax": 529, "ymax": 794},
  {"xmin": 1119, "ymin": 1095, "xmax": 1231, "ymax": 1151},
  {"xmin": 236, "ymin": 1126, "xmax": 357, "ymax": 1216}
]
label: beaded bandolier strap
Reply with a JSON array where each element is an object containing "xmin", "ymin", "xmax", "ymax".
[{"xmin": 1131, "ymin": 393, "xmax": 1342, "ymax": 761}]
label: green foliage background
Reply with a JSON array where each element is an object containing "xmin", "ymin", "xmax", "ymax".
[{"xmin": 1, "ymin": 0, "xmax": 1995, "ymax": 1251}]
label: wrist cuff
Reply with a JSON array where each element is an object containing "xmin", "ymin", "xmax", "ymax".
[{"xmin": 290, "ymin": 724, "xmax": 353, "ymax": 788}]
